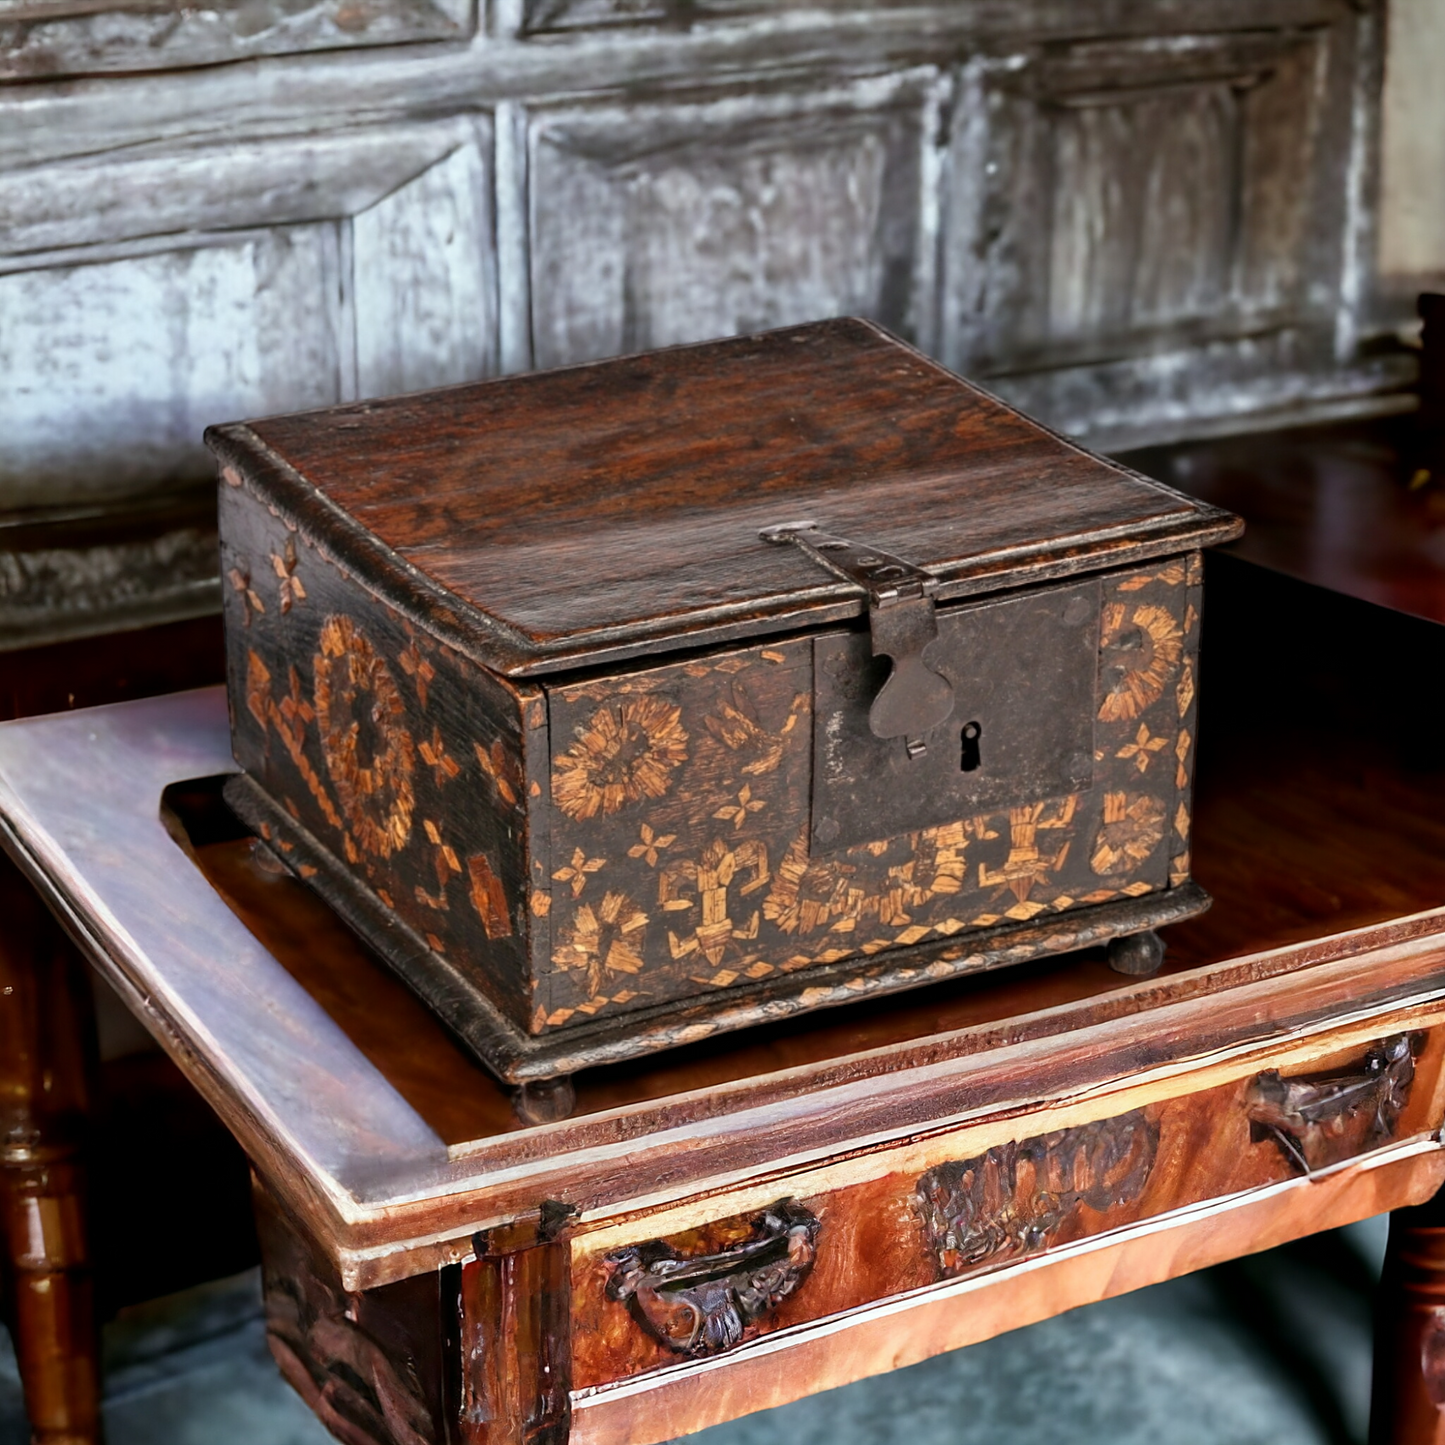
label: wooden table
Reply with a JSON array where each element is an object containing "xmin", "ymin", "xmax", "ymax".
[{"xmin": 7, "ymin": 550, "xmax": 1445, "ymax": 1445}]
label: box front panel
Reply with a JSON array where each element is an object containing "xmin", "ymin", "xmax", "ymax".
[{"xmin": 539, "ymin": 556, "xmax": 1200, "ymax": 1031}]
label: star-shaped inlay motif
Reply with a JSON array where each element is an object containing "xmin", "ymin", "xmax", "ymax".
[
  {"xmin": 1116, "ymin": 723, "xmax": 1168, "ymax": 774},
  {"xmin": 713, "ymin": 784, "xmax": 766, "ymax": 830},
  {"xmin": 552, "ymin": 847, "xmax": 605, "ymax": 898},
  {"xmin": 628, "ymin": 823, "xmax": 676, "ymax": 867},
  {"xmin": 227, "ymin": 566, "xmax": 266, "ymax": 626},
  {"xmin": 269, "ymin": 536, "xmax": 307, "ymax": 614}
]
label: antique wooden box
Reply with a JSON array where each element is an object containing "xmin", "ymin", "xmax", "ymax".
[{"xmin": 208, "ymin": 319, "xmax": 1241, "ymax": 1107}]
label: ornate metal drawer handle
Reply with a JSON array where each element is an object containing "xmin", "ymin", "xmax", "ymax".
[
  {"xmin": 603, "ymin": 1198, "xmax": 821, "ymax": 1358},
  {"xmin": 1247, "ymin": 1032, "xmax": 1421, "ymax": 1175}
]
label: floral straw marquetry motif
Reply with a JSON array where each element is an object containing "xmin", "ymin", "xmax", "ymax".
[
  {"xmin": 228, "ymin": 565, "xmax": 266, "ymax": 626},
  {"xmin": 245, "ymin": 651, "xmax": 344, "ymax": 834},
  {"xmin": 1116, "ymin": 723, "xmax": 1168, "ymax": 774},
  {"xmin": 714, "ymin": 785, "xmax": 766, "ymax": 830},
  {"xmin": 666, "ymin": 839, "xmax": 770, "ymax": 967},
  {"xmin": 397, "ymin": 641, "xmax": 435, "ymax": 709},
  {"xmin": 765, "ymin": 831, "xmax": 862, "ymax": 937},
  {"xmin": 553, "ymin": 890, "xmax": 649, "ymax": 1000},
  {"xmin": 418, "ymin": 725, "xmax": 461, "ymax": 787},
  {"xmin": 313, "ymin": 615, "xmax": 416, "ymax": 860},
  {"xmin": 553, "ymin": 847, "xmax": 605, "ymax": 898},
  {"xmin": 703, "ymin": 683, "xmax": 808, "ymax": 776},
  {"xmin": 978, "ymin": 798, "xmax": 1077, "ymax": 909},
  {"xmin": 536, "ymin": 562, "xmax": 1198, "ymax": 1022},
  {"xmin": 474, "ymin": 739, "xmax": 521, "ymax": 807},
  {"xmin": 1091, "ymin": 793, "xmax": 1167, "ymax": 876},
  {"xmin": 553, "ymin": 697, "xmax": 689, "ymax": 822},
  {"xmin": 1099, "ymin": 602, "xmax": 1184, "ymax": 722},
  {"xmin": 628, "ymin": 824, "xmax": 676, "ymax": 867},
  {"xmin": 423, "ymin": 818, "xmax": 462, "ymax": 892}
]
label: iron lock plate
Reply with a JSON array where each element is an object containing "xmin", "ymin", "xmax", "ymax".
[{"xmin": 810, "ymin": 577, "xmax": 1101, "ymax": 852}]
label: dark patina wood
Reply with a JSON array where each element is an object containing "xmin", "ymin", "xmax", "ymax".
[
  {"xmin": 209, "ymin": 319, "xmax": 1240, "ymax": 677},
  {"xmin": 254, "ymin": 1181, "xmax": 451, "ymax": 1445},
  {"xmin": 209, "ymin": 320, "xmax": 1240, "ymax": 1094}
]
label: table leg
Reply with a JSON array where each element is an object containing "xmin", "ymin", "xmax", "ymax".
[
  {"xmin": 0, "ymin": 854, "xmax": 102, "ymax": 1445},
  {"xmin": 1371, "ymin": 1188, "xmax": 1445, "ymax": 1445},
  {"xmin": 461, "ymin": 1216, "xmax": 573, "ymax": 1445}
]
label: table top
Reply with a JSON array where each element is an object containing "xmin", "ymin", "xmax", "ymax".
[{"xmin": 6, "ymin": 554, "xmax": 1445, "ymax": 1291}]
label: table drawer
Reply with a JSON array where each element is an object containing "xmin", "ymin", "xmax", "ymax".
[{"xmin": 570, "ymin": 1019, "xmax": 1445, "ymax": 1388}]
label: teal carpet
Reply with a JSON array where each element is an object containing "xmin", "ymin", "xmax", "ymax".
[{"xmin": 0, "ymin": 1218, "xmax": 1387, "ymax": 1445}]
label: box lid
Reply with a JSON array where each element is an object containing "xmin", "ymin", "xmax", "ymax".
[{"xmin": 208, "ymin": 319, "xmax": 1241, "ymax": 678}]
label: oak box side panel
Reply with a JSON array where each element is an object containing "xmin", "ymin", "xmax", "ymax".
[{"xmin": 218, "ymin": 469, "xmax": 541, "ymax": 1030}]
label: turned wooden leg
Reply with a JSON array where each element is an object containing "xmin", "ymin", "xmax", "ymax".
[
  {"xmin": 0, "ymin": 853, "xmax": 103, "ymax": 1445},
  {"xmin": 1370, "ymin": 1188, "xmax": 1445, "ymax": 1445}
]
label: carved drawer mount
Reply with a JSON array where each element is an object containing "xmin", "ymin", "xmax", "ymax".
[
  {"xmin": 603, "ymin": 1199, "xmax": 821, "ymax": 1357},
  {"xmin": 1246, "ymin": 1032, "xmax": 1423, "ymax": 1175},
  {"xmin": 915, "ymin": 1110, "xmax": 1159, "ymax": 1279}
]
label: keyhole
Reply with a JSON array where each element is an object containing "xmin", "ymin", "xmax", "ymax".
[{"xmin": 960, "ymin": 720, "xmax": 982, "ymax": 772}]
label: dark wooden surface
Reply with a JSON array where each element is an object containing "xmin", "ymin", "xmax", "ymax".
[
  {"xmin": 0, "ymin": 613, "xmax": 224, "ymax": 724},
  {"xmin": 211, "ymin": 319, "xmax": 1237, "ymax": 1083},
  {"xmin": 212, "ymin": 318, "xmax": 1239, "ymax": 676},
  {"xmin": 569, "ymin": 1028, "xmax": 1438, "ymax": 1392},
  {"xmin": 12, "ymin": 501, "xmax": 1445, "ymax": 1441}
]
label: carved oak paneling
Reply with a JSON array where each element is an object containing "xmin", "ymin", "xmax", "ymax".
[
  {"xmin": 525, "ymin": 71, "xmax": 943, "ymax": 370},
  {"xmin": 0, "ymin": 120, "xmax": 496, "ymax": 511},
  {"xmin": 0, "ymin": 0, "xmax": 471, "ymax": 82},
  {"xmin": 941, "ymin": 21, "xmax": 1380, "ymax": 440},
  {"xmin": 519, "ymin": 0, "xmax": 914, "ymax": 34}
]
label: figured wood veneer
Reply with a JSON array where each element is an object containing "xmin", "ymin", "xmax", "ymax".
[{"xmin": 566, "ymin": 1024, "xmax": 1445, "ymax": 1391}]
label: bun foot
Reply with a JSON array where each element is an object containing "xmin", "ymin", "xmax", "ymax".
[
  {"xmin": 1107, "ymin": 929, "xmax": 1165, "ymax": 978},
  {"xmin": 513, "ymin": 1076, "xmax": 577, "ymax": 1125}
]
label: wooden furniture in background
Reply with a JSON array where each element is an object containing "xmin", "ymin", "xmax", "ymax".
[{"xmin": 7, "ymin": 548, "xmax": 1445, "ymax": 1443}]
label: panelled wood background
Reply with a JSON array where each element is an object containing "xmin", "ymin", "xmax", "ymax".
[{"xmin": 0, "ymin": 0, "xmax": 1417, "ymax": 649}]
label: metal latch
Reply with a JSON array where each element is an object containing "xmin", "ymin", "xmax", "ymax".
[{"xmin": 761, "ymin": 521, "xmax": 955, "ymax": 757}]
